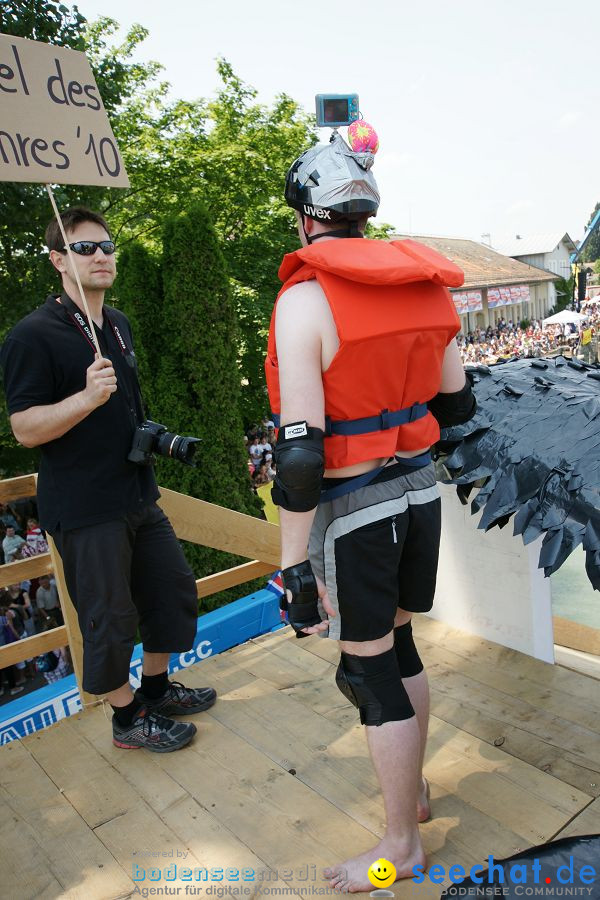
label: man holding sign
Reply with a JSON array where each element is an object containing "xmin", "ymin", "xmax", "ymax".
[
  {"xmin": 0, "ymin": 32, "xmax": 216, "ymax": 750},
  {"xmin": 0, "ymin": 206, "xmax": 216, "ymax": 751}
]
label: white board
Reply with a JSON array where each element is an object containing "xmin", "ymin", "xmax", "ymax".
[{"xmin": 430, "ymin": 483, "xmax": 555, "ymax": 663}]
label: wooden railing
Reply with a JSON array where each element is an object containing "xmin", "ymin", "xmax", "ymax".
[{"xmin": 0, "ymin": 474, "xmax": 280, "ymax": 706}]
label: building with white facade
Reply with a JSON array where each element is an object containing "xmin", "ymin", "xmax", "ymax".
[{"xmin": 491, "ymin": 233, "xmax": 576, "ymax": 310}]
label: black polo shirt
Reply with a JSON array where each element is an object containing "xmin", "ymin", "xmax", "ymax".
[{"xmin": 0, "ymin": 293, "xmax": 159, "ymax": 533}]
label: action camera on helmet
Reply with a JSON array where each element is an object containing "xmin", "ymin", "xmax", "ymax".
[{"xmin": 315, "ymin": 93, "xmax": 360, "ymax": 128}]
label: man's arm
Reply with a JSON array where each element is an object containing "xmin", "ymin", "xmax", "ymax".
[
  {"xmin": 10, "ymin": 356, "xmax": 117, "ymax": 448},
  {"xmin": 274, "ymin": 283, "xmax": 336, "ymax": 636},
  {"xmin": 427, "ymin": 338, "xmax": 477, "ymax": 427},
  {"xmin": 275, "ymin": 284, "xmax": 326, "ymax": 570}
]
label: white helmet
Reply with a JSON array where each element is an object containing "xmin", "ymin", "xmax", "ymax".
[{"xmin": 285, "ymin": 132, "xmax": 380, "ymax": 235}]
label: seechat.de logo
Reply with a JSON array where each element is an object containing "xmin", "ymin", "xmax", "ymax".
[{"xmin": 412, "ymin": 856, "xmax": 597, "ymax": 890}]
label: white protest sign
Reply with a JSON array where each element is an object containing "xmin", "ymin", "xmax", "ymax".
[{"xmin": 0, "ymin": 33, "xmax": 129, "ymax": 187}]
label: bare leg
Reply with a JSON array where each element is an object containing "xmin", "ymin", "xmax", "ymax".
[
  {"xmin": 325, "ymin": 632, "xmax": 426, "ymax": 892},
  {"xmin": 394, "ymin": 609, "xmax": 431, "ymax": 822},
  {"xmin": 106, "ymin": 682, "xmax": 134, "ymax": 707},
  {"xmin": 142, "ymin": 651, "xmax": 170, "ymax": 676}
]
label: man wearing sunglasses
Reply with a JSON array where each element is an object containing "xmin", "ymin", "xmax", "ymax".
[{"xmin": 0, "ymin": 206, "xmax": 215, "ymax": 752}]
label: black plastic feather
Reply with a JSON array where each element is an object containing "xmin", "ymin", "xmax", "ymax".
[{"xmin": 440, "ymin": 356, "xmax": 600, "ymax": 590}]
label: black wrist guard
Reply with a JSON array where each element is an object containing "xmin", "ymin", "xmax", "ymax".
[
  {"xmin": 272, "ymin": 422, "xmax": 325, "ymax": 512},
  {"xmin": 281, "ymin": 559, "xmax": 321, "ymax": 639},
  {"xmin": 427, "ymin": 378, "xmax": 477, "ymax": 428}
]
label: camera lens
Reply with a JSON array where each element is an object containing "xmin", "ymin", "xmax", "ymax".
[
  {"xmin": 155, "ymin": 431, "xmax": 200, "ymax": 466},
  {"xmin": 173, "ymin": 436, "xmax": 200, "ymax": 465}
]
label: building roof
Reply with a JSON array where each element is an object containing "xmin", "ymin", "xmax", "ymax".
[
  {"xmin": 490, "ymin": 232, "xmax": 577, "ymax": 258},
  {"xmin": 391, "ymin": 235, "xmax": 557, "ymax": 291}
]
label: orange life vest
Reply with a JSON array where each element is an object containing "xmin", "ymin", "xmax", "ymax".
[{"xmin": 265, "ymin": 238, "xmax": 464, "ymax": 470}]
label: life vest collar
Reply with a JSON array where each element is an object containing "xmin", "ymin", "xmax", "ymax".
[{"xmin": 278, "ymin": 237, "xmax": 465, "ymax": 289}]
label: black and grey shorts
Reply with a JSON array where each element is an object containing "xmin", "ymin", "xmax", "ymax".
[
  {"xmin": 308, "ymin": 462, "xmax": 441, "ymax": 643},
  {"xmin": 53, "ymin": 503, "xmax": 198, "ymax": 695}
]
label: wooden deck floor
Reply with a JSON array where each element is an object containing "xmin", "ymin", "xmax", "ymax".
[{"xmin": 2, "ymin": 617, "xmax": 600, "ymax": 900}]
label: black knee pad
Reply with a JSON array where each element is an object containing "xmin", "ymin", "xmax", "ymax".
[
  {"xmin": 394, "ymin": 621, "xmax": 423, "ymax": 677},
  {"xmin": 335, "ymin": 647, "xmax": 415, "ymax": 726}
]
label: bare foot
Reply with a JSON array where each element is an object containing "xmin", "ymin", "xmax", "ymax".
[
  {"xmin": 324, "ymin": 834, "xmax": 426, "ymax": 893},
  {"xmin": 417, "ymin": 776, "xmax": 431, "ymax": 823}
]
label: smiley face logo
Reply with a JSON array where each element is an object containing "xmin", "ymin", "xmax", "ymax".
[{"xmin": 367, "ymin": 858, "xmax": 396, "ymax": 889}]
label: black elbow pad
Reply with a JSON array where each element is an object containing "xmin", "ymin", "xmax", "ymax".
[
  {"xmin": 427, "ymin": 379, "xmax": 477, "ymax": 428},
  {"xmin": 272, "ymin": 422, "xmax": 325, "ymax": 512}
]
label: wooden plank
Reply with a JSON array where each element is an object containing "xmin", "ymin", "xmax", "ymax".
[
  {"xmin": 208, "ymin": 667, "xmax": 531, "ymax": 860},
  {"xmin": 222, "ymin": 635, "xmax": 332, "ymax": 689},
  {"xmin": 25, "ymin": 710, "xmax": 208, "ymax": 892},
  {"xmin": 196, "ymin": 559, "xmax": 275, "ymax": 598},
  {"xmin": 294, "ymin": 628, "xmax": 600, "ymax": 796},
  {"xmin": 73, "ymin": 707, "xmax": 291, "ymax": 898},
  {"xmin": 0, "ymin": 551, "xmax": 52, "ymax": 588},
  {"xmin": 0, "ymin": 624, "xmax": 67, "ymax": 667},
  {"xmin": 47, "ymin": 536, "xmax": 96, "ymax": 708},
  {"xmin": 413, "ymin": 616, "xmax": 600, "ymax": 705},
  {"xmin": 147, "ymin": 691, "xmax": 447, "ymax": 899},
  {"xmin": 0, "ymin": 473, "xmax": 37, "ymax": 503},
  {"xmin": 187, "ymin": 646, "xmax": 542, "ymax": 882},
  {"xmin": 415, "ymin": 635, "xmax": 600, "ymax": 734},
  {"xmin": 553, "ymin": 615, "xmax": 600, "ymax": 656},
  {"xmin": 211, "ymin": 634, "xmax": 588, "ymax": 844},
  {"xmin": 554, "ymin": 798, "xmax": 600, "ymax": 840},
  {"xmin": 28, "ymin": 712, "xmax": 147, "ymax": 831},
  {"xmin": 0, "ymin": 736, "xmax": 132, "ymax": 899},
  {"xmin": 278, "ymin": 656, "xmax": 590, "ymax": 819},
  {"xmin": 422, "ymin": 651, "xmax": 600, "ymax": 765},
  {"xmin": 158, "ymin": 485, "xmax": 281, "ymax": 564},
  {"xmin": 427, "ymin": 689, "xmax": 600, "ymax": 797}
]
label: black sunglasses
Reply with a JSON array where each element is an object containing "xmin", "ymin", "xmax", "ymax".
[{"xmin": 61, "ymin": 240, "xmax": 116, "ymax": 256}]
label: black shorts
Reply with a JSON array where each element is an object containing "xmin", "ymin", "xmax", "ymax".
[
  {"xmin": 308, "ymin": 462, "xmax": 441, "ymax": 643},
  {"xmin": 53, "ymin": 503, "xmax": 198, "ymax": 694}
]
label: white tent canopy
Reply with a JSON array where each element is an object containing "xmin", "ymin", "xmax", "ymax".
[{"xmin": 542, "ymin": 309, "xmax": 588, "ymax": 327}]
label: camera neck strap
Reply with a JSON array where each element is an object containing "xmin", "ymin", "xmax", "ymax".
[
  {"xmin": 57, "ymin": 293, "xmax": 147, "ymax": 419},
  {"xmin": 59, "ymin": 293, "xmax": 136, "ymax": 368}
]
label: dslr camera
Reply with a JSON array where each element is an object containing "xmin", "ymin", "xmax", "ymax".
[{"xmin": 128, "ymin": 420, "xmax": 200, "ymax": 468}]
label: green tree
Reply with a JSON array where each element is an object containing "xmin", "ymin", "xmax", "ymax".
[
  {"xmin": 111, "ymin": 242, "xmax": 162, "ymax": 415},
  {"xmin": 153, "ymin": 202, "xmax": 262, "ymax": 594},
  {"xmin": 366, "ymin": 221, "xmax": 396, "ymax": 240},
  {"xmin": 163, "ymin": 61, "xmax": 316, "ymax": 424},
  {"xmin": 582, "ymin": 202, "xmax": 600, "ymax": 263},
  {"xmin": 0, "ymin": 5, "xmax": 182, "ymax": 474},
  {"xmin": 0, "ymin": 3, "xmax": 316, "ymax": 474}
]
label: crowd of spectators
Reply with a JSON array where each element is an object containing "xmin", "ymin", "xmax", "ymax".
[
  {"xmin": 244, "ymin": 418, "xmax": 277, "ymax": 492},
  {"xmin": 0, "ymin": 497, "xmax": 70, "ymax": 697},
  {"xmin": 457, "ymin": 304, "xmax": 599, "ymax": 367}
]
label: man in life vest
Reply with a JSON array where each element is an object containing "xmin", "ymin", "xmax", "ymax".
[{"xmin": 265, "ymin": 130, "xmax": 477, "ymax": 890}]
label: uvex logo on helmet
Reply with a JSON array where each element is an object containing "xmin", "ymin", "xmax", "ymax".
[{"xmin": 303, "ymin": 204, "xmax": 331, "ymax": 220}]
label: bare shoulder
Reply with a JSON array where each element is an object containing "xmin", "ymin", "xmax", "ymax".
[{"xmin": 276, "ymin": 279, "xmax": 330, "ymax": 327}]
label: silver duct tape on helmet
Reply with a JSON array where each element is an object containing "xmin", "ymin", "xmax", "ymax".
[{"xmin": 285, "ymin": 131, "xmax": 380, "ymax": 222}]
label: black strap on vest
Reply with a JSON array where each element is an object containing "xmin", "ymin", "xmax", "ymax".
[{"xmin": 272, "ymin": 402, "xmax": 428, "ymax": 437}]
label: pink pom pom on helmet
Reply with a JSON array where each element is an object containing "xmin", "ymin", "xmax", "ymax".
[{"xmin": 347, "ymin": 119, "xmax": 379, "ymax": 154}]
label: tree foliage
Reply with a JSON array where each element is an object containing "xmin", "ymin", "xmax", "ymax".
[
  {"xmin": 148, "ymin": 203, "xmax": 263, "ymax": 598},
  {"xmin": 0, "ymin": 3, "xmax": 318, "ymax": 476},
  {"xmin": 111, "ymin": 242, "xmax": 162, "ymax": 415},
  {"xmin": 582, "ymin": 201, "xmax": 600, "ymax": 263}
]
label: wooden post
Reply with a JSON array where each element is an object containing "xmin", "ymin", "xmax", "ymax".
[{"xmin": 47, "ymin": 535, "xmax": 98, "ymax": 708}]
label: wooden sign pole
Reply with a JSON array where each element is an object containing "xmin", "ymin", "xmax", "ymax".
[{"xmin": 45, "ymin": 183, "xmax": 102, "ymax": 357}]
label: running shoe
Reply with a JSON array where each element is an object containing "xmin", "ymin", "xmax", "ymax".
[
  {"xmin": 112, "ymin": 707, "xmax": 196, "ymax": 752},
  {"xmin": 135, "ymin": 680, "xmax": 217, "ymax": 716}
]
